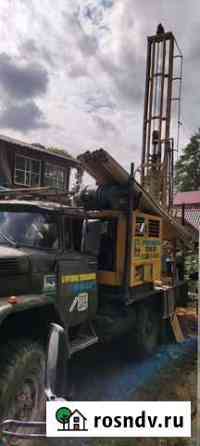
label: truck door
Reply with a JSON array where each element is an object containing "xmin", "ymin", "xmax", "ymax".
[{"xmin": 57, "ymin": 216, "xmax": 98, "ymax": 327}]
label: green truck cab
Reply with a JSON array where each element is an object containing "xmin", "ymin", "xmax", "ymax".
[{"xmin": 0, "ymin": 199, "xmax": 99, "ymax": 441}]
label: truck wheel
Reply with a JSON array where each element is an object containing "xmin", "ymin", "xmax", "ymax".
[
  {"xmin": 0, "ymin": 340, "xmax": 45, "ymax": 445},
  {"xmin": 135, "ymin": 303, "xmax": 160, "ymax": 355}
]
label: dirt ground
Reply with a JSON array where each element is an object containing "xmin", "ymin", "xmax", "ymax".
[
  {"xmin": 22, "ymin": 306, "xmax": 198, "ymax": 446},
  {"xmin": 91, "ymin": 306, "xmax": 198, "ymax": 446}
]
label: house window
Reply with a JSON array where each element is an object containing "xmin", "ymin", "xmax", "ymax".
[
  {"xmin": 44, "ymin": 163, "xmax": 65, "ymax": 190},
  {"xmin": 14, "ymin": 155, "xmax": 41, "ymax": 187}
]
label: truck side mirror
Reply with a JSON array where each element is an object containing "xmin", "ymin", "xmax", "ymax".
[{"xmin": 45, "ymin": 323, "xmax": 69, "ymax": 401}]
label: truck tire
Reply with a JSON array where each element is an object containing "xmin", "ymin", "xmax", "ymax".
[
  {"xmin": 0, "ymin": 340, "xmax": 45, "ymax": 445},
  {"xmin": 135, "ymin": 303, "xmax": 160, "ymax": 355}
]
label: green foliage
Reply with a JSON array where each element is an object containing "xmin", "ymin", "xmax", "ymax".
[
  {"xmin": 175, "ymin": 129, "xmax": 200, "ymax": 192},
  {"xmin": 32, "ymin": 142, "xmax": 73, "ymax": 159},
  {"xmin": 185, "ymin": 252, "xmax": 198, "ymax": 278},
  {"xmin": 48, "ymin": 146, "xmax": 71, "ymax": 158},
  {"xmin": 56, "ymin": 406, "xmax": 72, "ymax": 427}
]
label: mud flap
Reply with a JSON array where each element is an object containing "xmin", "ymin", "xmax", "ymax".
[
  {"xmin": 170, "ymin": 313, "xmax": 185, "ymax": 343},
  {"xmin": 162, "ymin": 286, "xmax": 185, "ymax": 343}
]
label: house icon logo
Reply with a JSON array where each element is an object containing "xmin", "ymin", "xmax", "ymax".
[{"xmin": 56, "ymin": 407, "xmax": 88, "ymax": 432}]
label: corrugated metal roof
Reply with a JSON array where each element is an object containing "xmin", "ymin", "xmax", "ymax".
[
  {"xmin": 176, "ymin": 206, "xmax": 200, "ymax": 231},
  {"xmin": 0, "ymin": 134, "xmax": 79, "ymax": 165},
  {"xmin": 183, "ymin": 208, "xmax": 200, "ymax": 230},
  {"xmin": 174, "ymin": 191, "xmax": 200, "ymax": 206}
]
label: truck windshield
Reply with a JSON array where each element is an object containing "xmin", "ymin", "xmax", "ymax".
[{"xmin": 0, "ymin": 212, "xmax": 59, "ymax": 249}]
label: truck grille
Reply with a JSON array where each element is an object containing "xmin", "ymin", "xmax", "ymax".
[{"xmin": 0, "ymin": 258, "xmax": 21, "ymax": 275}]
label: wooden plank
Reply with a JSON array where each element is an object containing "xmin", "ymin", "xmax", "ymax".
[{"xmin": 170, "ymin": 313, "xmax": 185, "ymax": 342}]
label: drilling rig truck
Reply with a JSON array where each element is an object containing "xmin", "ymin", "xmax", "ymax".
[{"xmin": 0, "ymin": 26, "xmax": 192, "ymax": 443}]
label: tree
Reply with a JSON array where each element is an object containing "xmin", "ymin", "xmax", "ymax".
[
  {"xmin": 56, "ymin": 406, "xmax": 72, "ymax": 430},
  {"xmin": 175, "ymin": 129, "xmax": 200, "ymax": 192}
]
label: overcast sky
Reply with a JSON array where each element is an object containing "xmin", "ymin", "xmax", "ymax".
[{"xmin": 0, "ymin": 0, "xmax": 199, "ymax": 172}]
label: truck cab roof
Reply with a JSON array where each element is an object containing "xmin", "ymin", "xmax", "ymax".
[{"xmin": 0, "ymin": 200, "xmax": 123, "ymax": 219}]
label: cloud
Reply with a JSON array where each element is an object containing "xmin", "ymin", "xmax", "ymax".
[
  {"xmin": 0, "ymin": 49, "xmax": 49, "ymax": 133},
  {"xmin": 0, "ymin": 0, "xmax": 199, "ymax": 171},
  {"xmin": 67, "ymin": 63, "xmax": 88, "ymax": 78},
  {"xmin": 83, "ymin": 4, "xmax": 104, "ymax": 25},
  {"xmin": 93, "ymin": 114, "xmax": 117, "ymax": 133},
  {"xmin": 100, "ymin": 0, "xmax": 113, "ymax": 8},
  {"xmin": 63, "ymin": 9, "xmax": 99, "ymax": 57},
  {"xmin": 86, "ymin": 92, "xmax": 115, "ymax": 112},
  {"xmin": 99, "ymin": 55, "xmax": 144, "ymax": 107},
  {"xmin": 0, "ymin": 53, "xmax": 49, "ymax": 100},
  {"xmin": 19, "ymin": 38, "xmax": 56, "ymax": 68},
  {"xmin": 0, "ymin": 102, "xmax": 49, "ymax": 132}
]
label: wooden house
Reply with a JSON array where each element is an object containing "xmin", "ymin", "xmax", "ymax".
[{"xmin": 0, "ymin": 134, "xmax": 80, "ymax": 191}]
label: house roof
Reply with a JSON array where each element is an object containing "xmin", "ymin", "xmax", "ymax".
[
  {"xmin": 0, "ymin": 134, "xmax": 79, "ymax": 166},
  {"xmin": 174, "ymin": 191, "xmax": 200, "ymax": 206},
  {"xmin": 70, "ymin": 409, "xmax": 87, "ymax": 420}
]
